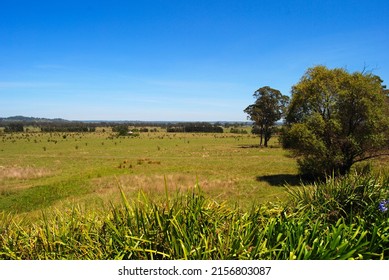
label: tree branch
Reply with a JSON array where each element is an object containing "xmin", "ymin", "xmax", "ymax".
[{"xmin": 354, "ymin": 151, "xmax": 389, "ymax": 164}]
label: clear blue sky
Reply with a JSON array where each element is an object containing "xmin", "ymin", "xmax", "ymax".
[{"xmin": 1, "ymin": 0, "xmax": 388, "ymax": 121}]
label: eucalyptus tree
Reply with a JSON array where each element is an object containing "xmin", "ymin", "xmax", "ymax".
[
  {"xmin": 244, "ymin": 86, "xmax": 289, "ymax": 147},
  {"xmin": 282, "ymin": 65, "xmax": 389, "ymax": 178}
]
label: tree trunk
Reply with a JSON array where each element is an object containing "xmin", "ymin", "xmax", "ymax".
[
  {"xmin": 263, "ymin": 126, "xmax": 271, "ymax": 147},
  {"xmin": 259, "ymin": 125, "xmax": 264, "ymax": 146}
]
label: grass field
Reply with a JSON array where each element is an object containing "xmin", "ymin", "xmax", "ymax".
[
  {"xmin": 0, "ymin": 129, "xmax": 300, "ymax": 216},
  {"xmin": 1, "ymin": 129, "xmax": 388, "ymax": 260}
]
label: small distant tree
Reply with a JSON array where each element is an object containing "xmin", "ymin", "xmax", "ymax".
[
  {"xmin": 281, "ymin": 65, "xmax": 389, "ymax": 178},
  {"xmin": 244, "ymin": 86, "xmax": 289, "ymax": 147},
  {"xmin": 112, "ymin": 125, "xmax": 130, "ymax": 136}
]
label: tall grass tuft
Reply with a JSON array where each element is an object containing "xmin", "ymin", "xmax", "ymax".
[
  {"xmin": 0, "ymin": 175, "xmax": 388, "ymax": 260},
  {"xmin": 286, "ymin": 173, "xmax": 389, "ymax": 224}
]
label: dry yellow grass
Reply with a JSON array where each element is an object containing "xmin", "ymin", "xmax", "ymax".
[
  {"xmin": 90, "ymin": 173, "xmax": 239, "ymax": 204},
  {"xmin": 0, "ymin": 166, "xmax": 52, "ymax": 180}
]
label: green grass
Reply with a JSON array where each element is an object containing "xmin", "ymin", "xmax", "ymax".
[
  {"xmin": 0, "ymin": 179, "xmax": 91, "ymax": 213},
  {"xmin": 0, "ymin": 130, "xmax": 298, "ymax": 214}
]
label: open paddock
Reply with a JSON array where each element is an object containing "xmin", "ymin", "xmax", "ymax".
[{"xmin": 0, "ymin": 129, "xmax": 387, "ymax": 216}]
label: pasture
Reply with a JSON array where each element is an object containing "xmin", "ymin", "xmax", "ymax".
[
  {"xmin": 1, "ymin": 129, "xmax": 388, "ymax": 260},
  {"xmin": 0, "ymin": 129, "xmax": 298, "ymax": 216}
]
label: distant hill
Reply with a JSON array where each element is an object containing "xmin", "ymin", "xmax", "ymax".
[{"xmin": 0, "ymin": 116, "xmax": 69, "ymax": 123}]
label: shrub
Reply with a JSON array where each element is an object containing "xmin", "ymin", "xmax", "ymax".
[
  {"xmin": 112, "ymin": 125, "xmax": 129, "ymax": 136},
  {"xmin": 286, "ymin": 173, "xmax": 389, "ymax": 224}
]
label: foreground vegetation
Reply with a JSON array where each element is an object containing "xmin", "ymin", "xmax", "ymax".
[{"xmin": 0, "ymin": 173, "xmax": 388, "ymax": 260}]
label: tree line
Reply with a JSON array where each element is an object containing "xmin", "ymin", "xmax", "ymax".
[
  {"xmin": 2, "ymin": 122, "xmax": 97, "ymax": 133},
  {"xmin": 167, "ymin": 123, "xmax": 224, "ymax": 133}
]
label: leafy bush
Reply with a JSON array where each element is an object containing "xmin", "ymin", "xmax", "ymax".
[{"xmin": 112, "ymin": 125, "xmax": 129, "ymax": 136}]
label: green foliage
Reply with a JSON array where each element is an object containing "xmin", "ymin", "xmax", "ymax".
[
  {"xmin": 1, "ymin": 175, "xmax": 388, "ymax": 260},
  {"xmin": 4, "ymin": 123, "xmax": 24, "ymax": 133},
  {"xmin": 112, "ymin": 125, "xmax": 130, "ymax": 136},
  {"xmin": 230, "ymin": 127, "xmax": 248, "ymax": 134},
  {"xmin": 286, "ymin": 173, "xmax": 389, "ymax": 224},
  {"xmin": 244, "ymin": 86, "xmax": 289, "ymax": 147},
  {"xmin": 41, "ymin": 124, "xmax": 96, "ymax": 132},
  {"xmin": 282, "ymin": 65, "xmax": 389, "ymax": 178},
  {"xmin": 167, "ymin": 123, "xmax": 224, "ymax": 133}
]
